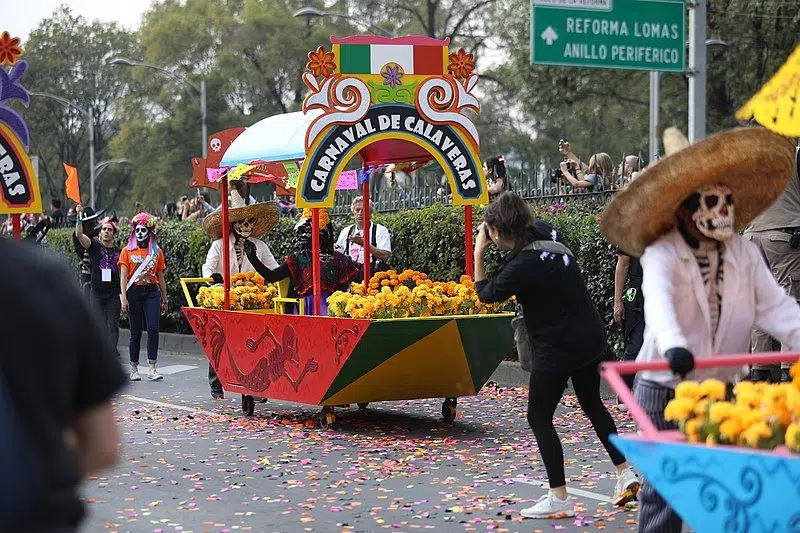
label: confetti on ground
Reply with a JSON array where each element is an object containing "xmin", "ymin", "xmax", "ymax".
[{"xmin": 86, "ymin": 384, "xmax": 640, "ymax": 531}]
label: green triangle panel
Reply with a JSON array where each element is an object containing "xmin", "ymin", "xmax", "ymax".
[
  {"xmin": 456, "ymin": 315, "xmax": 514, "ymax": 391},
  {"xmin": 324, "ymin": 318, "xmax": 451, "ymax": 400}
]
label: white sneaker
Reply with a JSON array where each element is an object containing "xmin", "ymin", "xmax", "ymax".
[
  {"xmin": 147, "ymin": 368, "xmax": 163, "ymax": 381},
  {"xmin": 129, "ymin": 368, "xmax": 141, "ymax": 381},
  {"xmin": 520, "ymin": 491, "xmax": 575, "ymax": 519},
  {"xmin": 613, "ymin": 468, "xmax": 640, "ymax": 506},
  {"xmin": 616, "ymin": 397, "xmax": 629, "ymax": 412}
]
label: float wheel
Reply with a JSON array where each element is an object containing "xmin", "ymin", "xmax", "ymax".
[
  {"xmin": 357, "ymin": 402, "xmax": 369, "ymax": 410},
  {"xmin": 241, "ymin": 395, "xmax": 255, "ymax": 416},
  {"xmin": 442, "ymin": 397, "xmax": 457, "ymax": 422},
  {"xmin": 319, "ymin": 407, "xmax": 335, "ymax": 428}
]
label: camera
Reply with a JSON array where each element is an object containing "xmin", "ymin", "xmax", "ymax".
[{"xmin": 549, "ymin": 159, "xmax": 576, "ymax": 184}]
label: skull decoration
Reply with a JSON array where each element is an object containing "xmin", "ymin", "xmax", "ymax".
[
  {"xmin": 233, "ymin": 218, "xmax": 255, "ymax": 239},
  {"xmin": 691, "ymin": 184, "xmax": 735, "ymax": 241},
  {"xmin": 134, "ymin": 224, "xmax": 150, "ymax": 243},
  {"xmin": 210, "ymin": 138, "xmax": 222, "ymax": 152}
]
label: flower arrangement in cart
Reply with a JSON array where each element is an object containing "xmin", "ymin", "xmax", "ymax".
[
  {"xmin": 198, "ymin": 272, "xmax": 278, "ymax": 311},
  {"xmin": 664, "ymin": 360, "xmax": 800, "ymax": 453},
  {"xmin": 327, "ymin": 270, "xmax": 513, "ymax": 319}
]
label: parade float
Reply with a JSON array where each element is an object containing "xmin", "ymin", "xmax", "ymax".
[
  {"xmin": 182, "ymin": 35, "xmax": 514, "ymax": 426},
  {"xmin": 0, "ymin": 31, "xmax": 43, "ymax": 239},
  {"xmin": 599, "ymin": 44, "xmax": 800, "ymax": 533}
]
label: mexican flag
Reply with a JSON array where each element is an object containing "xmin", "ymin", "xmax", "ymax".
[{"xmin": 336, "ymin": 43, "xmax": 446, "ymax": 75}]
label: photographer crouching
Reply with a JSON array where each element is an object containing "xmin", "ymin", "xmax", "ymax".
[{"xmin": 473, "ymin": 191, "xmax": 639, "ymax": 519}]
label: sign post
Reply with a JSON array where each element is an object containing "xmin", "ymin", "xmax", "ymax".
[{"xmin": 531, "ymin": 0, "xmax": 686, "ymax": 73}]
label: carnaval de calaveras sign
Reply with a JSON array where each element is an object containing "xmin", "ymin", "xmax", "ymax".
[
  {"xmin": 0, "ymin": 122, "xmax": 41, "ymax": 214},
  {"xmin": 295, "ymin": 35, "xmax": 488, "ymax": 208}
]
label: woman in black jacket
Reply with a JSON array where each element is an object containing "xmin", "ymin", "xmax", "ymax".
[{"xmin": 474, "ymin": 192, "xmax": 638, "ymax": 519}]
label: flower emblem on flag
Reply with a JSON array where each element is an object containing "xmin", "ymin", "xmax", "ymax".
[
  {"xmin": 380, "ymin": 63, "xmax": 404, "ymax": 88},
  {"xmin": 448, "ymin": 48, "xmax": 475, "ymax": 79},
  {"xmin": 0, "ymin": 32, "xmax": 22, "ymax": 66},
  {"xmin": 306, "ymin": 46, "xmax": 336, "ymax": 79}
]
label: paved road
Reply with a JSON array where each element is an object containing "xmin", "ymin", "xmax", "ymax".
[{"xmin": 81, "ymin": 351, "xmax": 641, "ymax": 532}]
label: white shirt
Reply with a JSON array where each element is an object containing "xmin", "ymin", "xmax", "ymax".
[
  {"xmin": 202, "ymin": 235, "xmax": 278, "ymax": 277},
  {"xmin": 637, "ymin": 230, "xmax": 800, "ymax": 387},
  {"xmin": 334, "ymin": 223, "xmax": 392, "ymax": 264}
]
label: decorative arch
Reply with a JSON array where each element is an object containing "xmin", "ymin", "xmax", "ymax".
[{"xmin": 297, "ymin": 103, "xmax": 485, "ymax": 207}]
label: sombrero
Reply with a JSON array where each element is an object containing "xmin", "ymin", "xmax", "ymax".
[
  {"xmin": 601, "ymin": 127, "xmax": 795, "ymax": 257},
  {"xmin": 202, "ymin": 189, "xmax": 279, "ymax": 240}
]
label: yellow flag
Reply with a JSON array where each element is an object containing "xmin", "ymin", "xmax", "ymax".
[
  {"xmin": 736, "ymin": 44, "xmax": 800, "ymax": 136},
  {"xmin": 228, "ymin": 163, "xmax": 257, "ymax": 181}
]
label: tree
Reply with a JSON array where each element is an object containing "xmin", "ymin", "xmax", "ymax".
[{"xmin": 20, "ymin": 6, "xmax": 139, "ymax": 208}]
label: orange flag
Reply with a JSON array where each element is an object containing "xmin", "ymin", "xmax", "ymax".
[{"xmin": 64, "ymin": 163, "xmax": 81, "ymax": 204}]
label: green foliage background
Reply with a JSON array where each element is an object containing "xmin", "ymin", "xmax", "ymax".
[{"xmin": 45, "ymin": 203, "xmax": 622, "ymax": 356}]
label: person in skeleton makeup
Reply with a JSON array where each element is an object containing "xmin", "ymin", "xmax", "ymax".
[
  {"xmin": 245, "ymin": 208, "xmax": 361, "ymax": 317},
  {"xmin": 201, "ymin": 189, "xmax": 280, "ymax": 398},
  {"xmin": 601, "ymin": 127, "xmax": 800, "ymax": 533},
  {"xmin": 118, "ymin": 212, "xmax": 168, "ymax": 382}
]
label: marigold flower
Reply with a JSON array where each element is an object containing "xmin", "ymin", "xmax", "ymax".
[
  {"xmin": 700, "ymin": 379, "xmax": 727, "ymax": 401},
  {"xmin": 306, "ymin": 46, "xmax": 336, "ymax": 78},
  {"xmin": 448, "ymin": 48, "xmax": 475, "ymax": 79},
  {"xmin": 675, "ymin": 381, "xmax": 702, "ymax": 401}
]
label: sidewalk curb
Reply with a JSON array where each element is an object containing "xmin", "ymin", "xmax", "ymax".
[{"xmin": 118, "ymin": 330, "xmax": 615, "ymax": 397}]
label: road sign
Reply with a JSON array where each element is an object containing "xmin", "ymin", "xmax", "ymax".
[{"xmin": 531, "ymin": 0, "xmax": 686, "ymax": 72}]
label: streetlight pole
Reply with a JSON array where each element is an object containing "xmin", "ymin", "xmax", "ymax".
[
  {"xmin": 688, "ymin": 0, "xmax": 707, "ymax": 143},
  {"xmin": 108, "ymin": 57, "xmax": 207, "ymax": 159},
  {"xmin": 30, "ymin": 91, "xmax": 96, "ymax": 208},
  {"xmin": 293, "ymin": 7, "xmax": 393, "ymax": 37},
  {"xmin": 648, "ymin": 35, "xmax": 727, "ymax": 160}
]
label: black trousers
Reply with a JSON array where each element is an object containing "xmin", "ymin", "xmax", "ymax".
[
  {"xmin": 622, "ymin": 307, "xmax": 645, "ymax": 390},
  {"xmin": 209, "ymin": 364, "xmax": 222, "ymax": 394},
  {"xmin": 527, "ymin": 358, "xmax": 626, "ymax": 488},
  {"xmin": 93, "ymin": 291, "xmax": 121, "ymax": 357}
]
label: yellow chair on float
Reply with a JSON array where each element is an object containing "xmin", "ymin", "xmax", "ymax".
[{"xmin": 179, "ymin": 277, "xmax": 303, "ymax": 315}]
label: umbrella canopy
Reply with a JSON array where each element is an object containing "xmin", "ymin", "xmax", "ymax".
[{"xmin": 220, "ymin": 109, "xmax": 323, "ymax": 166}]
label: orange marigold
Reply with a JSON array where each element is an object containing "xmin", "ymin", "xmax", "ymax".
[
  {"xmin": 306, "ymin": 46, "xmax": 336, "ymax": 78},
  {"xmin": 448, "ymin": 48, "xmax": 475, "ymax": 79},
  {"xmin": 0, "ymin": 32, "xmax": 22, "ymax": 66}
]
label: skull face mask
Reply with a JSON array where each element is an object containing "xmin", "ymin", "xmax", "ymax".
[
  {"xmin": 691, "ymin": 184, "xmax": 735, "ymax": 241},
  {"xmin": 134, "ymin": 224, "xmax": 150, "ymax": 243},
  {"xmin": 233, "ymin": 218, "xmax": 255, "ymax": 239}
]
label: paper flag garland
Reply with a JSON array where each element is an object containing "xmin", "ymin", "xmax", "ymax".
[
  {"xmin": 736, "ymin": 44, "xmax": 800, "ymax": 136},
  {"xmin": 336, "ymin": 170, "xmax": 358, "ymax": 190},
  {"xmin": 228, "ymin": 163, "xmax": 257, "ymax": 181}
]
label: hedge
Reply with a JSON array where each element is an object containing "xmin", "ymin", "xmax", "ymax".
[{"xmin": 44, "ymin": 203, "xmax": 623, "ymax": 356}]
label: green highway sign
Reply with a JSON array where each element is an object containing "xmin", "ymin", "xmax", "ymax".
[{"xmin": 531, "ymin": 0, "xmax": 686, "ymax": 72}]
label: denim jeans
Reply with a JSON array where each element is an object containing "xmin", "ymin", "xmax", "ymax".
[
  {"xmin": 127, "ymin": 285, "xmax": 160, "ymax": 365},
  {"xmin": 93, "ymin": 291, "xmax": 121, "ymax": 357}
]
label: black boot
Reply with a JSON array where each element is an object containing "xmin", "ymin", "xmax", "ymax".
[
  {"xmin": 750, "ymin": 368, "xmax": 772, "ymax": 382},
  {"xmin": 780, "ymin": 367, "xmax": 791, "ymax": 383}
]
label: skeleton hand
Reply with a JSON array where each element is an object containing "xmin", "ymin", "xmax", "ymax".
[
  {"xmin": 246, "ymin": 338, "xmax": 258, "ymax": 352},
  {"xmin": 305, "ymin": 359, "xmax": 319, "ymax": 372}
]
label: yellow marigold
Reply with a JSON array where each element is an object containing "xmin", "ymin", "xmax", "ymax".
[
  {"xmin": 740, "ymin": 421, "xmax": 772, "ymax": 448},
  {"xmin": 675, "ymin": 381, "xmax": 703, "ymax": 401},
  {"xmin": 700, "ymin": 379, "xmax": 727, "ymax": 401},
  {"xmin": 719, "ymin": 417, "xmax": 744, "ymax": 443},
  {"xmin": 693, "ymin": 398, "xmax": 711, "ymax": 416},
  {"xmin": 684, "ymin": 417, "xmax": 704, "ymax": 442},
  {"xmin": 664, "ymin": 398, "xmax": 696, "ymax": 422},
  {"xmin": 709, "ymin": 401, "xmax": 735, "ymax": 424},
  {"xmin": 786, "ymin": 422, "xmax": 800, "ymax": 452}
]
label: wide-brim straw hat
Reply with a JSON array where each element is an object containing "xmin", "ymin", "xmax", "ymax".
[
  {"xmin": 202, "ymin": 189, "xmax": 280, "ymax": 240},
  {"xmin": 601, "ymin": 127, "xmax": 795, "ymax": 257}
]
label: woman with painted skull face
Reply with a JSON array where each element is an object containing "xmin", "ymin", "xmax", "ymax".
[
  {"xmin": 245, "ymin": 208, "xmax": 361, "ymax": 316},
  {"xmin": 118, "ymin": 212, "xmax": 168, "ymax": 382},
  {"xmin": 601, "ymin": 127, "xmax": 800, "ymax": 533}
]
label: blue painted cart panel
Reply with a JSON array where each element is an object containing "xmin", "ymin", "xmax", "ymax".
[{"xmin": 611, "ymin": 435, "xmax": 800, "ymax": 532}]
